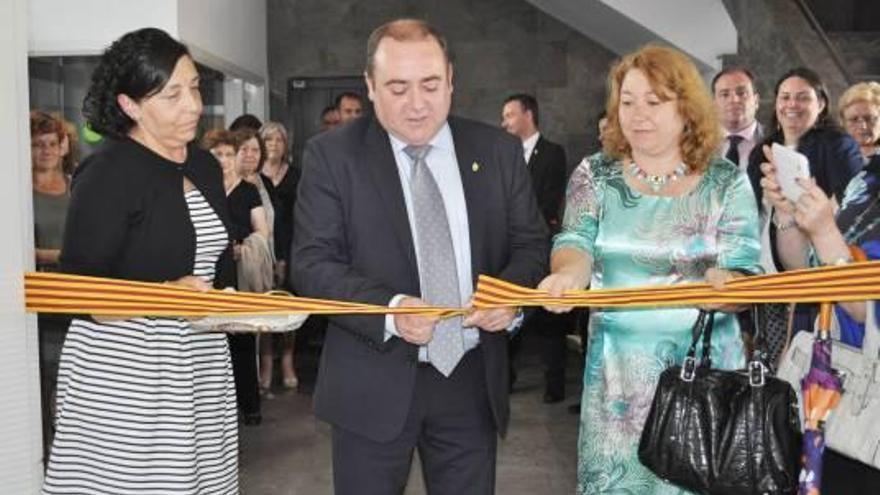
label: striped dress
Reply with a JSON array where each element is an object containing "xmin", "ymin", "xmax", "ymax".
[{"xmin": 43, "ymin": 189, "xmax": 239, "ymax": 494}]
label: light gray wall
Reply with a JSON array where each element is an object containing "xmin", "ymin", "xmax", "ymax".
[
  {"xmin": 2, "ymin": 0, "xmax": 45, "ymax": 490},
  {"xmin": 267, "ymin": 0, "xmax": 619, "ymax": 167}
]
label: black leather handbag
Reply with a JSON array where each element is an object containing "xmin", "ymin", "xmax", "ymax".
[{"xmin": 638, "ymin": 310, "xmax": 801, "ymax": 494}]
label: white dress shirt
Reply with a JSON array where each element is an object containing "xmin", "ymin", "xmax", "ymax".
[
  {"xmin": 722, "ymin": 120, "xmax": 760, "ymax": 172},
  {"xmin": 522, "ymin": 131, "xmax": 540, "ymax": 165},
  {"xmin": 382, "ymin": 124, "xmax": 478, "ymax": 359},
  {"xmin": 381, "ymin": 124, "xmax": 523, "ymax": 358}
]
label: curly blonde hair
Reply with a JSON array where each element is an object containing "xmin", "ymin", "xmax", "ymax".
[
  {"xmin": 603, "ymin": 44, "xmax": 721, "ymax": 172},
  {"xmin": 838, "ymin": 81, "xmax": 880, "ymax": 124}
]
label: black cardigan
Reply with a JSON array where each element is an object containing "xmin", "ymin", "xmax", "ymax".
[
  {"xmin": 747, "ymin": 125, "xmax": 863, "ymax": 210},
  {"xmin": 59, "ymin": 138, "xmax": 235, "ymax": 289}
]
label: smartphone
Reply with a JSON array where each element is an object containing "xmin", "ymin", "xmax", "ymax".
[{"xmin": 771, "ymin": 143, "xmax": 810, "ymax": 202}]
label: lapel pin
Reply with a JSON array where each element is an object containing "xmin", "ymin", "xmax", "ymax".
[{"xmin": 472, "ymin": 161, "xmax": 480, "ymax": 172}]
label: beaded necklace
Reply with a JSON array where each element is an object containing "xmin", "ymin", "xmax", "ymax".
[{"xmin": 627, "ymin": 162, "xmax": 687, "ymax": 193}]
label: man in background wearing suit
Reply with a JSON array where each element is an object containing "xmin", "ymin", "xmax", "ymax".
[
  {"xmin": 292, "ymin": 19, "xmax": 547, "ymax": 495},
  {"xmin": 712, "ymin": 66, "xmax": 763, "ymax": 172},
  {"xmin": 713, "ymin": 66, "xmax": 772, "ymax": 349},
  {"xmin": 501, "ymin": 93, "xmax": 569, "ymax": 403}
]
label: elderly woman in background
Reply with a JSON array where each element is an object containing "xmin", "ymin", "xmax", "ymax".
[
  {"xmin": 236, "ymin": 129, "xmax": 275, "ymax": 256},
  {"xmin": 761, "ymin": 150, "xmax": 880, "ymax": 494},
  {"xmin": 30, "ymin": 110, "xmax": 73, "ymax": 460},
  {"xmin": 43, "ymin": 28, "xmax": 238, "ymax": 493},
  {"xmin": 539, "ymin": 45, "xmax": 762, "ymax": 494},
  {"xmin": 839, "ymin": 81, "xmax": 880, "ymax": 164},
  {"xmin": 258, "ymin": 121, "xmax": 301, "ymax": 391},
  {"xmin": 202, "ymin": 129, "xmax": 270, "ymax": 256},
  {"xmin": 202, "ymin": 127, "xmax": 273, "ymax": 424}
]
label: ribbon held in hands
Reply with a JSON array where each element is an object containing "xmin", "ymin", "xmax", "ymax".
[
  {"xmin": 24, "ymin": 271, "xmax": 463, "ymax": 318},
  {"xmin": 472, "ymin": 260, "xmax": 880, "ymax": 308},
  {"xmin": 24, "ymin": 260, "xmax": 880, "ymax": 318}
]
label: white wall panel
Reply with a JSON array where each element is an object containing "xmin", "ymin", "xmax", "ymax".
[
  {"xmin": 1, "ymin": 0, "xmax": 45, "ymax": 491},
  {"xmin": 28, "ymin": 0, "xmax": 178, "ymax": 55}
]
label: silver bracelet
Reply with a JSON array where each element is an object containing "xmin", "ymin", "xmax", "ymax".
[{"xmin": 772, "ymin": 214, "xmax": 798, "ymax": 232}]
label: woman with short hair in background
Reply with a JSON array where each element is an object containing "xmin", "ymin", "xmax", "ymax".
[
  {"xmin": 258, "ymin": 121, "xmax": 301, "ymax": 392},
  {"xmin": 218, "ymin": 127, "xmax": 275, "ymax": 423},
  {"xmin": 30, "ymin": 110, "xmax": 73, "ymax": 461},
  {"xmin": 838, "ymin": 81, "xmax": 880, "ymax": 164}
]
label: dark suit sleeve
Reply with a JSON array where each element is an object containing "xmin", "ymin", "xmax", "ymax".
[
  {"xmin": 541, "ymin": 144, "xmax": 567, "ymax": 229},
  {"xmin": 497, "ymin": 136, "xmax": 550, "ymax": 288},
  {"xmin": 291, "ymin": 141, "xmax": 393, "ymax": 345}
]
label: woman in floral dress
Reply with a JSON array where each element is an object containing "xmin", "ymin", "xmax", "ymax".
[{"xmin": 539, "ymin": 45, "xmax": 762, "ymax": 494}]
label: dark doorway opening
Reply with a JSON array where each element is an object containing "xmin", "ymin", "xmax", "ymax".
[{"xmin": 286, "ymin": 76, "xmax": 370, "ymax": 167}]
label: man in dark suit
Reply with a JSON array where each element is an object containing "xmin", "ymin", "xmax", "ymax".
[
  {"xmin": 712, "ymin": 66, "xmax": 764, "ymax": 173},
  {"xmin": 501, "ymin": 93, "xmax": 569, "ymax": 403},
  {"xmin": 292, "ymin": 19, "xmax": 547, "ymax": 495}
]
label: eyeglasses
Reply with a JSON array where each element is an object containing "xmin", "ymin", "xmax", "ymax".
[
  {"xmin": 845, "ymin": 115, "xmax": 879, "ymax": 127},
  {"xmin": 31, "ymin": 140, "xmax": 60, "ymax": 150}
]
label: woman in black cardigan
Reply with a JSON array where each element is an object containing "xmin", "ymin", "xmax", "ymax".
[
  {"xmin": 42, "ymin": 28, "xmax": 240, "ymax": 494},
  {"xmin": 746, "ymin": 68, "xmax": 864, "ymax": 339},
  {"xmin": 747, "ymin": 67, "xmax": 863, "ymax": 213}
]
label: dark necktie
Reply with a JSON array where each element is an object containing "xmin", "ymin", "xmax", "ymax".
[
  {"xmin": 403, "ymin": 144, "xmax": 464, "ymax": 377},
  {"xmin": 725, "ymin": 135, "xmax": 744, "ymax": 166}
]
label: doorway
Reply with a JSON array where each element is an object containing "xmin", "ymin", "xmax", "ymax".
[{"xmin": 285, "ymin": 76, "xmax": 370, "ymax": 167}]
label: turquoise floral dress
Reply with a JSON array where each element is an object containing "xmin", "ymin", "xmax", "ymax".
[{"xmin": 554, "ymin": 153, "xmax": 762, "ymax": 494}]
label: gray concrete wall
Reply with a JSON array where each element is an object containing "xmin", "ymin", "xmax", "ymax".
[
  {"xmin": 267, "ymin": 0, "xmax": 618, "ymax": 167},
  {"xmin": 721, "ymin": 0, "xmax": 853, "ymax": 124}
]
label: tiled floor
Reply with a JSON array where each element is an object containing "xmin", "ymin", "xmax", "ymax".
[{"xmin": 239, "ymin": 333, "xmax": 582, "ymax": 494}]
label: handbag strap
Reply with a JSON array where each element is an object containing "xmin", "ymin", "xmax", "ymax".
[
  {"xmin": 701, "ymin": 310, "xmax": 716, "ymax": 368},
  {"xmin": 681, "ymin": 310, "xmax": 712, "ymax": 381},
  {"xmin": 750, "ymin": 305, "xmax": 772, "ymax": 367}
]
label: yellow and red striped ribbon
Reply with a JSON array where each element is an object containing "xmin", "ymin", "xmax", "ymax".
[
  {"xmin": 24, "ymin": 271, "xmax": 463, "ymax": 317},
  {"xmin": 473, "ymin": 261, "xmax": 880, "ymax": 309},
  {"xmin": 23, "ymin": 260, "xmax": 880, "ymax": 318}
]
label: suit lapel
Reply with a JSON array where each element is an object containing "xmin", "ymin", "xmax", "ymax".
[
  {"xmin": 527, "ymin": 136, "xmax": 541, "ymax": 168},
  {"xmin": 448, "ymin": 118, "xmax": 487, "ymax": 281},
  {"xmin": 364, "ymin": 118, "xmax": 418, "ymax": 275}
]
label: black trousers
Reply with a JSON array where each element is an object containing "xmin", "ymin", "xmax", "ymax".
[
  {"xmin": 227, "ymin": 333, "xmax": 260, "ymax": 416},
  {"xmin": 331, "ymin": 349, "xmax": 497, "ymax": 495},
  {"xmin": 527, "ymin": 308, "xmax": 571, "ymax": 396}
]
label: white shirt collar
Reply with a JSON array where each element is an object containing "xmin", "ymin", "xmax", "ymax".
[
  {"xmin": 388, "ymin": 123, "xmax": 454, "ymax": 156},
  {"xmin": 725, "ymin": 120, "xmax": 758, "ymax": 141},
  {"xmin": 522, "ymin": 131, "xmax": 540, "ymax": 152}
]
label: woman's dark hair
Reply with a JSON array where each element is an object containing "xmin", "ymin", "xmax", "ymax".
[
  {"xmin": 769, "ymin": 67, "xmax": 836, "ymax": 133},
  {"xmin": 229, "ymin": 114, "xmax": 263, "ymax": 132},
  {"xmin": 83, "ymin": 28, "xmax": 190, "ymax": 139}
]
